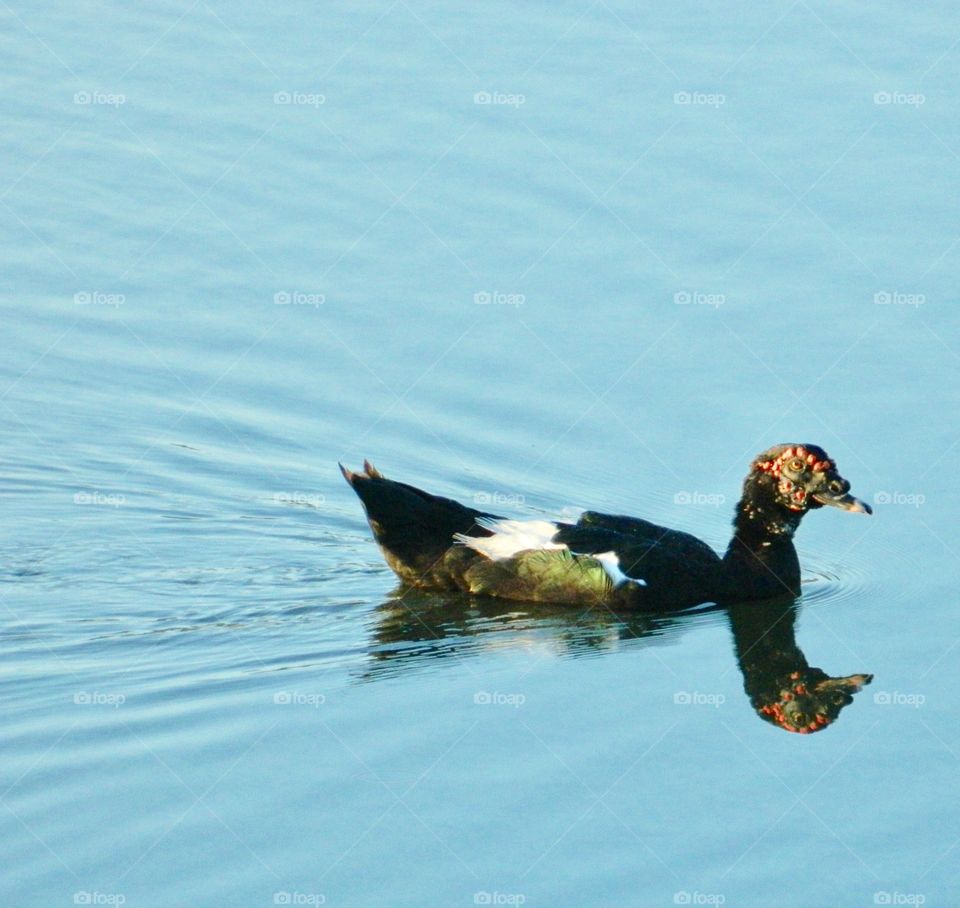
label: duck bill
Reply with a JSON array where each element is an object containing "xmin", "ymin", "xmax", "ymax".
[
  {"xmin": 815, "ymin": 673, "xmax": 873, "ymax": 694},
  {"xmin": 811, "ymin": 491, "xmax": 873, "ymax": 514}
]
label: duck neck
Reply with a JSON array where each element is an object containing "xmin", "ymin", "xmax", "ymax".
[
  {"xmin": 720, "ymin": 480, "xmax": 805, "ymax": 601},
  {"xmin": 728, "ymin": 600, "xmax": 806, "ymax": 683}
]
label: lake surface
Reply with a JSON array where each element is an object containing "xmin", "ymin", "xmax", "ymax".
[{"xmin": 2, "ymin": 2, "xmax": 958, "ymax": 905}]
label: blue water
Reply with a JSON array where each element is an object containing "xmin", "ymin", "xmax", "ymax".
[{"xmin": 3, "ymin": 2, "xmax": 958, "ymax": 906}]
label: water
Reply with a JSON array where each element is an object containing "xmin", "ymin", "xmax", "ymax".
[{"xmin": 3, "ymin": 2, "xmax": 958, "ymax": 905}]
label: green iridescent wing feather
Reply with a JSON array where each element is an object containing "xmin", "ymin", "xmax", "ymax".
[{"xmin": 462, "ymin": 548, "xmax": 614, "ymax": 604}]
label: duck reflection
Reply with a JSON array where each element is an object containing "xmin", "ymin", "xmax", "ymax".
[
  {"xmin": 728, "ymin": 598, "xmax": 871, "ymax": 734},
  {"xmin": 363, "ymin": 592, "xmax": 871, "ymax": 734}
]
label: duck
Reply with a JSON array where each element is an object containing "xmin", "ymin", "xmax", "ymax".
[
  {"xmin": 728, "ymin": 600, "xmax": 872, "ymax": 733},
  {"xmin": 340, "ymin": 443, "xmax": 871, "ymax": 611}
]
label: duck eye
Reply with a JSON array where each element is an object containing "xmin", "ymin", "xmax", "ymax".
[
  {"xmin": 788, "ymin": 459, "xmax": 805, "ymax": 472},
  {"xmin": 793, "ymin": 711, "xmax": 808, "ymax": 725},
  {"xmin": 829, "ymin": 480, "xmax": 844, "ymax": 494}
]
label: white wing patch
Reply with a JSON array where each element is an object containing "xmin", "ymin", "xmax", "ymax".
[
  {"xmin": 593, "ymin": 550, "xmax": 646, "ymax": 587},
  {"xmin": 454, "ymin": 517, "xmax": 566, "ymax": 560}
]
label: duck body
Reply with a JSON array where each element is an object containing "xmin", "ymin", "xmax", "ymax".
[{"xmin": 341, "ymin": 444, "xmax": 871, "ymax": 611}]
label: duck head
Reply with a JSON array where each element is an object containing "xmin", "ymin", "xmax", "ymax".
[
  {"xmin": 753, "ymin": 444, "xmax": 872, "ymax": 515},
  {"xmin": 756, "ymin": 670, "xmax": 873, "ymax": 734},
  {"xmin": 738, "ymin": 444, "xmax": 872, "ymax": 538}
]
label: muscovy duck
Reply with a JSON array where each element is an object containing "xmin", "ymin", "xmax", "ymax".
[
  {"xmin": 341, "ymin": 444, "xmax": 871, "ymax": 610},
  {"xmin": 728, "ymin": 600, "xmax": 871, "ymax": 733}
]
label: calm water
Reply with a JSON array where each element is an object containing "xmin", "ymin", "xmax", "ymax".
[{"xmin": 3, "ymin": 2, "xmax": 959, "ymax": 906}]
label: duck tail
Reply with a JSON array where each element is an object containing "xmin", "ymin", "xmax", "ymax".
[{"xmin": 340, "ymin": 461, "xmax": 495, "ymax": 587}]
